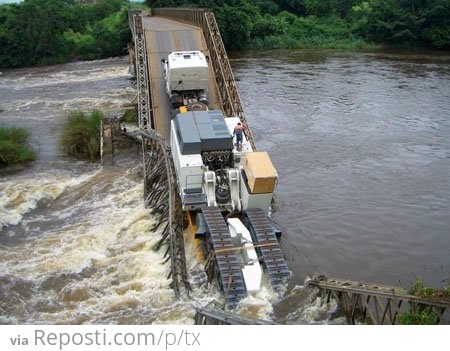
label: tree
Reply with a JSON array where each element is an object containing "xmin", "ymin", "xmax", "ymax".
[
  {"xmin": 421, "ymin": 0, "xmax": 450, "ymax": 48},
  {"xmin": 254, "ymin": 0, "xmax": 281, "ymax": 15},
  {"xmin": 365, "ymin": 0, "xmax": 418, "ymax": 45},
  {"xmin": 304, "ymin": 0, "xmax": 339, "ymax": 17},
  {"xmin": 275, "ymin": 0, "xmax": 306, "ymax": 16},
  {"xmin": 92, "ymin": 9, "xmax": 131, "ymax": 58},
  {"xmin": 215, "ymin": 4, "xmax": 252, "ymax": 49},
  {"xmin": 0, "ymin": 0, "xmax": 132, "ymax": 68}
]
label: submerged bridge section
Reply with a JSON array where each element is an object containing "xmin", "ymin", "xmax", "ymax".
[
  {"xmin": 307, "ymin": 275, "xmax": 450, "ymax": 324},
  {"xmin": 194, "ymin": 301, "xmax": 273, "ymax": 325}
]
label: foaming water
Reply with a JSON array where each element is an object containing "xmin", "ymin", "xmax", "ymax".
[
  {"xmin": 0, "ymin": 166, "xmax": 99, "ymax": 231},
  {"xmin": 0, "ymin": 59, "xmax": 131, "ymax": 90},
  {"xmin": 5, "ymin": 50, "xmax": 444, "ymax": 324},
  {"xmin": 1, "ymin": 159, "xmax": 189, "ymax": 324},
  {"xmin": 0, "ymin": 57, "xmax": 135, "ymax": 164},
  {"xmin": 0, "ymin": 57, "xmax": 286, "ymax": 324}
]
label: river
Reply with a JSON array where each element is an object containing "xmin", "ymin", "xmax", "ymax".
[{"xmin": 1, "ymin": 50, "xmax": 449, "ymax": 324}]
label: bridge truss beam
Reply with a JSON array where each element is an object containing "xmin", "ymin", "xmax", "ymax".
[
  {"xmin": 194, "ymin": 301, "xmax": 274, "ymax": 325},
  {"xmin": 307, "ymin": 275, "xmax": 449, "ymax": 325},
  {"xmin": 132, "ymin": 13, "xmax": 152, "ymax": 130},
  {"xmin": 141, "ymin": 129, "xmax": 190, "ymax": 297}
]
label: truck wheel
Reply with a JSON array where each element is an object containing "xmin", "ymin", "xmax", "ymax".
[{"xmin": 187, "ymin": 102, "xmax": 207, "ymax": 111}]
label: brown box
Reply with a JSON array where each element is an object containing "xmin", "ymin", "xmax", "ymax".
[{"xmin": 244, "ymin": 151, "xmax": 278, "ymax": 194}]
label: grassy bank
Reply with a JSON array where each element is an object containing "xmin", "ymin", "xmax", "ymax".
[
  {"xmin": 60, "ymin": 110, "xmax": 103, "ymax": 161},
  {"xmin": 0, "ymin": 125, "xmax": 36, "ymax": 167}
]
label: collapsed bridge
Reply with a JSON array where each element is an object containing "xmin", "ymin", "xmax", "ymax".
[
  {"xmin": 128, "ymin": 7, "xmax": 289, "ymax": 309},
  {"xmin": 123, "ymin": 7, "xmax": 449, "ymax": 325}
]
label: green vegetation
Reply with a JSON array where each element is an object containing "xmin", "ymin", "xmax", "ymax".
[
  {"xmin": 146, "ymin": 0, "xmax": 450, "ymax": 50},
  {"xmin": 0, "ymin": 0, "xmax": 131, "ymax": 68},
  {"xmin": 1, "ymin": 0, "xmax": 448, "ymax": 67},
  {"xmin": 0, "ymin": 125, "xmax": 36, "ymax": 167},
  {"xmin": 122, "ymin": 108, "xmax": 138, "ymax": 124},
  {"xmin": 60, "ymin": 110, "xmax": 103, "ymax": 161},
  {"xmin": 397, "ymin": 309, "xmax": 439, "ymax": 325},
  {"xmin": 397, "ymin": 279, "xmax": 450, "ymax": 325},
  {"xmin": 409, "ymin": 278, "xmax": 450, "ymax": 299}
]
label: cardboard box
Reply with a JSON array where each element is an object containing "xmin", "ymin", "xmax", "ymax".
[{"xmin": 244, "ymin": 152, "xmax": 278, "ymax": 194}]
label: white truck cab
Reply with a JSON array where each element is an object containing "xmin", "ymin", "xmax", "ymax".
[{"xmin": 163, "ymin": 51, "xmax": 209, "ymax": 94}]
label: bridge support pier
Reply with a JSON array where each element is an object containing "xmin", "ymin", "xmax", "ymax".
[
  {"xmin": 101, "ymin": 117, "xmax": 138, "ymax": 165},
  {"xmin": 101, "ymin": 118, "xmax": 119, "ymax": 165}
]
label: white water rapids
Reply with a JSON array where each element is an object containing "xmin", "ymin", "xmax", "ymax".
[
  {"xmin": 4, "ymin": 49, "xmax": 446, "ymax": 325},
  {"xmin": 0, "ymin": 57, "xmax": 301, "ymax": 325}
]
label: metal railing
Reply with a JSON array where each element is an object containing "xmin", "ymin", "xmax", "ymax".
[
  {"xmin": 132, "ymin": 13, "xmax": 152, "ymax": 131},
  {"xmin": 140, "ymin": 129, "xmax": 191, "ymax": 298},
  {"xmin": 129, "ymin": 13, "xmax": 190, "ymax": 297}
]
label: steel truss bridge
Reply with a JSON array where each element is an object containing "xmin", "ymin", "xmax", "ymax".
[{"xmin": 127, "ymin": 8, "xmax": 449, "ymax": 325}]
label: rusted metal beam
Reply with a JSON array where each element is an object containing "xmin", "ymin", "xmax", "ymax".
[
  {"xmin": 194, "ymin": 301, "xmax": 274, "ymax": 325},
  {"xmin": 140, "ymin": 130, "xmax": 190, "ymax": 298},
  {"xmin": 307, "ymin": 275, "xmax": 450, "ymax": 324}
]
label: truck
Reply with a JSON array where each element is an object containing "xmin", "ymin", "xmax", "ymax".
[
  {"xmin": 162, "ymin": 51, "xmax": 209, "ymax": 113},
  {"xmin": 163, "ymin": 50, "xmax": 290, "ymax": 308}
]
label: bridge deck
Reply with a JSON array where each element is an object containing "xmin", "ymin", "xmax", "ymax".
[{"xmin": 143, "ymin": 16, "xmax": 222, "ymax": 139}]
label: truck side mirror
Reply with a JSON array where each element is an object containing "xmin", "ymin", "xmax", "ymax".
[{"xmin": 161, "ymin": 59, "xmax": 166, "ymax": 64}]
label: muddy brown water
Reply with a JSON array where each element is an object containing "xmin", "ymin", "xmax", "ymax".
[{"xmin": 1, "ymin": 50, "xmax": 449, "ymax": 324}]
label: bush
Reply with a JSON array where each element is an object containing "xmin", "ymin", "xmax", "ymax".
[
  {"xmin": 63, "ymin": 30, "xmax": 99, "ymax": 60},
  {"xmin": 60, "ymin": 110, "xmax": 103, "ymax": 161},
  {"xmin": 246, "ymin": 14, "xmax": 369, "ymax": 50},
  {"xmin": 397, "ymin": 310, "xmax": 439, "ymax": 325},
  {"xmin": 0, "ymin": 125, "xmax": 36, "ymax": 166},
  {"xmin": 122, "ymin": 108, "xmax": 138, "ymax": 124},
  {"xmin": 409, "ymin": 278, "xmax": 450, "ymax": 299},
  {"xmin": 422, "ymin": 26, "xmax": 450, "ymax": 49}
]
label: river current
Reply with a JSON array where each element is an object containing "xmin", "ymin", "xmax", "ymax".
[
  {"xmin": 0, "ymin": 50, "xmax": 449, "ymax": 324},
  {"xmin": 229, "ymin": 50, "xmax": 450, "ymax": 291}
]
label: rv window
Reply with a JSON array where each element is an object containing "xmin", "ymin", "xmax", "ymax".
[{"xmin": 183, "ymin": 55, "xmax": 191, "ymax": 59}]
